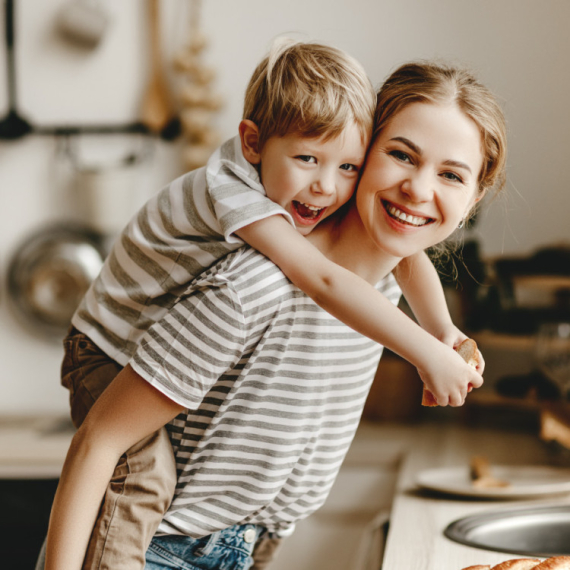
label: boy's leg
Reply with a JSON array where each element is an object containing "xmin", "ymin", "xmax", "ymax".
[
  {"xmin": 83, "ymin": 427, "xmax": 177, "ymax": 570},
  {"xmin": 60, "ymin": 328, "xmax": 177, "ymax": 570},
  {"xmin": 61, "ymin": 327, "xmax": 123, "ymax": 428}
]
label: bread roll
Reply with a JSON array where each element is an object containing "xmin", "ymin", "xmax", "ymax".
[
  {"xmin": 491, "ymin": 559, "xmax": 541, "ymax": 570},
  {"xmin": 422, "ymin": 338, "xmax": 480, "ymax": 406},
  {"xmin": 534, "ymin": 557, "xmax": 570, "ymax": 569},
  {"xmin": 463, "ymin": 557, "xmax": 570, "ymax": 570}
]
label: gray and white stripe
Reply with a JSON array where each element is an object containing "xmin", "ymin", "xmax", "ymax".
[
  {"xmin": 131, "ymin": 247, "xmax": 401, "ymax": 538},
  {"xmin": 72, "ymin": 136, "xmax": 291, "ymax": 366}
]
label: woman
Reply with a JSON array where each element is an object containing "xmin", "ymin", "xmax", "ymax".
[{"xmin": 44, "ymin": 61, "xmax": 506, "ymax": 570}]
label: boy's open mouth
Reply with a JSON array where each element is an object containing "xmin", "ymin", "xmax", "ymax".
[
  {"xmin": 382, "ymin": 200, "xmax": 433, "ymax": 227},
  {"xmin": 292, "ymin": 201, "xmax": 326, "ymax": 223}
]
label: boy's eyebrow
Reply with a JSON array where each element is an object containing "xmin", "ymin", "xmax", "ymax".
[{"xmin": 390, "ymin": 136, "xmax": 472, "ymax": 174}]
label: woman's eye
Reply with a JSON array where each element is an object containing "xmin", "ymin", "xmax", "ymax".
[
  {"xmin": 296, "ymin": 155, "xmax": 316, "ymax": 163},
  {"xmin": 340, "ymin": 163, "xmax": 359, "ymax": 172},
  {"xmin": 389, "ymin": 150, "xmax": 411, "ymax": 163},
  {"xmin": 441, "ymin": 171, "xmax": 464, "ymax": 183}
]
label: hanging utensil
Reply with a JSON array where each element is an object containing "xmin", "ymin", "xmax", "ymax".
[
  {"xmin": 140, "ymin": 0, "xmax": 175, "ymax": 135},
  {"xmin": 55, "ymin": 0, "xmax": 110, "ymax": 49},
  {"xmin": 0, "ymin": 0, "xmax": 32, "ymax": 139},
  {"xmin": 7, "ymin": 224, "xmax": 106, "ymax": 339}
]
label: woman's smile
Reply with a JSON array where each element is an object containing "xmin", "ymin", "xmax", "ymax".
[
  {"xmin": 356, "ymin": 101, "xmax": 484, "ymax": 259},
  {"xmin": 381, "ymin": 199, "xmax": 434, "ymax": 228}
]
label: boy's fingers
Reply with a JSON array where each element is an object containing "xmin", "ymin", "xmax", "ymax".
[
  {"xmin": 449, "ymin": 390, "xmax": 465, "ymax": 407},
  {"xmin": 470, "ymin": 371, "xmax": 484, "ymax": 390}
]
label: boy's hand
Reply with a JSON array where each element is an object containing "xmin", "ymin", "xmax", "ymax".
[
  {"xmin": 434, "ymin": 324, "xmax": 485, "ymax": 376},
  {"xmin": 418, "ymin": 341, "xmax": 484, "ymax": 407}
]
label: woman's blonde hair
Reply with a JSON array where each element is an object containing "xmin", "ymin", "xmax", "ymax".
[
  {"xmin": 374, "ymin": 62, "xmax": 507, "ymax": 197},
  {"xmin": 243, "ymin": 38, "xmax": 376, "ymax": 150}
]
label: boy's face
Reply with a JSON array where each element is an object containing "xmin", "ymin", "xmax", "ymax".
[{"xmin": 258, "ymin": 124, "xmax": 367, "ymax": 235}]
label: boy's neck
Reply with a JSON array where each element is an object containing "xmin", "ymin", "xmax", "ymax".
[{"xmin": 308, "ymin": 209, "xmax": 402, "ymax": 285}]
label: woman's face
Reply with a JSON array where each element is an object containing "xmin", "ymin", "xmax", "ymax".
[{"xmin": 356, "ymin": 101, "xmax": 484, "ymax": 259}]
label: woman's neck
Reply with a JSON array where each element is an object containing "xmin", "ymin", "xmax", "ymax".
[{"xmin": 308, "ymin": 206, "xmax": 402, "ymax": 285}]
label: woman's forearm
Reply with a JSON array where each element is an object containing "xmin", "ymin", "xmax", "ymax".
[
  {"xmin": 45, "ymin": 427, "xmax": 123, "ymax": 570},
  {"xmin": 44, "ymin": 365, "xmax": 185, "ymax": 570},
  {"xmin": 394, "ymin": 252, "xmax": 454, "ymax": 337}
]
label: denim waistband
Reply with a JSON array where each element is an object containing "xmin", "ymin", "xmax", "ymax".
[{"xmin": 148, "ymin": 524, "xmax": 266, "ymax": 569}]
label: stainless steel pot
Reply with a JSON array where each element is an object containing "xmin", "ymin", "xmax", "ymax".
[{"xmin": 7, "ymin": 224, "xmax": 106, "ymax": 339}]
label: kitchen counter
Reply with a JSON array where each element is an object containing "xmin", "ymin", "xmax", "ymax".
[
  {"xmin": 1, "ymin": 414, "xmax": 568, "ymax": 569},
  {"xmin": 381, "ymin": 421, "xmax": 570, "ymax": 570},
  {"xmin": 0, "ymin": 415, "xmax": 74, "ymax": 478}
]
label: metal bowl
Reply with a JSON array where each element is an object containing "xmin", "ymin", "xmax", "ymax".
[{"xmin": 7, "ymin": 224, "xmax": 106, "ymax": 339}]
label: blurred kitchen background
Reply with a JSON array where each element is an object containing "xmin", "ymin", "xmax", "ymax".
[{"xmin": 1, "ymin": 0, "xmax": 570, "ymax": 420}]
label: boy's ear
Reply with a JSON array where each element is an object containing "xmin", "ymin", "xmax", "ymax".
[{"xmin": 239, "ymin": 120, "xmax": 262, "ymax": 164}]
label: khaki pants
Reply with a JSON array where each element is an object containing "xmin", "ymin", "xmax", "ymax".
[
  {"xmin": 61, "ymin": 328, "xmax": 177, "ymax": 570},
  {"xmin": 61, "ymin": 328, "xmax": 283, "ymax": 570}
]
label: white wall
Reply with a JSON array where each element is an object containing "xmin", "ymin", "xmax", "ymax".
[{"xmin": 1, "ymin": 0, "xmax": 569, "ymax": 413}]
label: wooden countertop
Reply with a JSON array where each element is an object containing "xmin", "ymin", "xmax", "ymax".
[
  {"xmin": 0, "ymin": 415, "xmax": 74, "ymax": 478},
  {"xmin": 382, "ymin": 421, "xmax": 570, "ymax": 570}
]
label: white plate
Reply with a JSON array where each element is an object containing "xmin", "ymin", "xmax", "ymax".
[{"xmin": 415, "ymin": 466, "xmax": 570, "ymax": 499}]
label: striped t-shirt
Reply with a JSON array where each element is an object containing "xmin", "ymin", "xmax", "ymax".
[
  {"xmin": 72, "ymin": 136, "xmax": 293, "ymax": 365},
  {"xmin": 131, "ymin": 247, "xmax": 402, "ymax": 538}
]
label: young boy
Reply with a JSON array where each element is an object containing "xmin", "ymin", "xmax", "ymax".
[{"xmin": 60, "ymin": 39, "xmax": 477, "ymax": 569}]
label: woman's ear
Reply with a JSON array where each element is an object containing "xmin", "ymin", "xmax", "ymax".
[
  {"xmin": 239, "ymin": 120, "xmax": 262, "ymax": 164},
  {"xmin": 473, "ymin": 186, "xmax": 487, "ymax": 204}
]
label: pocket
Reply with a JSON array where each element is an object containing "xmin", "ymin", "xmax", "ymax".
[
  {"xmin": 60, "ymin": 334, "xmax": 82, "ymax": 393},
  {"xmin": 60, "ymin": 332, "xmax": 122, "ymax": 427}
]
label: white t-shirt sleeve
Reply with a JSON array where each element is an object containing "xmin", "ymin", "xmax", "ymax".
[{"xmin": 206, "ymin": 136, "xmax": 295, "ymax": 244}]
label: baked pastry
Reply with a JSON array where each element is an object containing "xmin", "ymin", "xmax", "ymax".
[
  {"xmin": 533, "ymin": 557, "xmax": 570, "ymax": 569},
  {"xmin": 422, "ymin": 338, "xmax": 479, "ymax": 406},
  {"xmin": 491, "ymin": 559, "xmax": 542, "ymax": 570},
  {"xmin": 469, "ymin": 455, "xmax": 510, "ymax": 489},
  {"xmin": 462, "ymin": 557, "xmax": 570, "ymax": 570}
]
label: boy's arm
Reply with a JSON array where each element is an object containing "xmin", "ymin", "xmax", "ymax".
[
  {"xmin": 394, "ymin": 252, "xmax": 485, "ymax": 372},
  {"xmin": 236, "ymin": 216, "xmax": 482, "ymax": 406},
  {"xmin": 45, "ymin": 365, "xmax": 184, "ymax": 570}
]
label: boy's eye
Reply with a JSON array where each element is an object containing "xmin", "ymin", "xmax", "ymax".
[
  {"xmin": 441, "ymin": 171, "xmax": 464, "ymax": 184},
  {"xmin": 389, "ymin": 149, "xmax": 412, "ymax": 163},
  {"xmin": 339, "ymin": 163, "xmax": 359, "ymax": 172},
  {"xmin": 296, "ymin": 155, "xmax": 316, "ymax": 163}
]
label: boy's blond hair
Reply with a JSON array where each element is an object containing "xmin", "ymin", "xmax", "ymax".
[{"xmin": 243, "ymin": 38, "xmax": 376, "ymax": 150}]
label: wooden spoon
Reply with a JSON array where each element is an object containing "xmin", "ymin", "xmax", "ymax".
[{"xmin": 140, "ymin": 0, "xmax": 172, "ymax": 133}]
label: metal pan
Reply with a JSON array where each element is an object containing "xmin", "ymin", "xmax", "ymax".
[{"xmin": 7, "ymin": 224, "xmax": 106, "ymax": 340}]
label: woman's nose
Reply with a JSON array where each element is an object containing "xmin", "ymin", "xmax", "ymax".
[{"xmin": 401, "ymin": 171, "xmax": 433, "ymax": 202}]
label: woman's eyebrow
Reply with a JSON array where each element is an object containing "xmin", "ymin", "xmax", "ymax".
[
  {"xmin": 390, "ymin": 136, "xmax": 421, "ymax": 155},
  {"xmin": 443, "ymin": 159, "xmax": 472, "ymax": 174},
  {"xmin": 391, "ymin": 136, "xmax": 472, "ymax": 174}
]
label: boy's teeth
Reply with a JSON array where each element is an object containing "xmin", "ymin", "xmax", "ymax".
[
  {"xmin": 387, "ymin": 204, "xmax": 429, "ymax": 226},
  {"xmin": 295, "ymin": 201, "xmax": 325, "ymax": 220},
  {"xmin": 300, "ymin": 202, "xmax": 323, "ymax": 211}
]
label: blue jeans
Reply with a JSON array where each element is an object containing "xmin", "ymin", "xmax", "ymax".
[{"xmin": 145, "ymin": 524, "xmax": 264, "ymax": 570}]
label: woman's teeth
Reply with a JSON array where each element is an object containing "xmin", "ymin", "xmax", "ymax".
[{"xmin": 386, "ymin": 203, "xmax": 430, "ymax": 227}]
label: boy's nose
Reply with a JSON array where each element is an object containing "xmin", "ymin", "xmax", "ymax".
[{"xmin": 311, "ymin": 173, "xmax": 335, "ymax": 196}]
